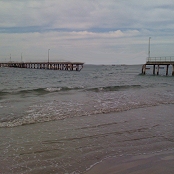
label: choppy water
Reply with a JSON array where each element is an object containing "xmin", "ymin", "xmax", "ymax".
[
  {"xmin": 1, "ymin": 64, "xmax": 174, "ymax": 173},
  {"xmin": 1, "ymin": 64, "xmax": 174, "ymax": 127}
]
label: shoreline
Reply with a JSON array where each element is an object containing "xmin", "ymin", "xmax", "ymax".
[
  {"xmin": 84, "ymin": 149, "xmax": 174, "ymax": 174},
  {"xmin": 1, "ymin": 104, "xmax": 174, "ymax": 173}
]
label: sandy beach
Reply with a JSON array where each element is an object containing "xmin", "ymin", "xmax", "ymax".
[
  {"xmin": 84, "ymin": 150, "xmax": 174, "ymax": 174},
  {"xmin": 1, "ymin": 104, "xmax": 174, "ymax": 173}
]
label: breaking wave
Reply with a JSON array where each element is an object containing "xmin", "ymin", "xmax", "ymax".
[
  {"xmin": 1, "ymin": 99, "xmax": 173, "ymax": 128},
  {"xmin": 0, "ymin": 86, "xmax": 85, "ymax": 97},
  {"xmin": 0, "ymin": 85, "xmax": 142, "ymax": 97},
  {"xmin": 87, "ymin": 85, "xmax": 142, "ymax": 92}
]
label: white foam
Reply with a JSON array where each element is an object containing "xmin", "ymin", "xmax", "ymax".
[{"xmin": 46, "ymin": 87, "xmax": 61, "ymax": 92}]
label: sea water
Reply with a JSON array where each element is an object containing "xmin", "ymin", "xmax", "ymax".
[{"xmin": 0, "ymin": 64, "xmax": 174, "ymax": 173}]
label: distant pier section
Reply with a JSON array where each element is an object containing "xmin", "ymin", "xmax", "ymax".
[
  {"xmin": 0, "ymin": 61, "xmax": 84, "ymax": 71},
  {"xmin": 142, "ymin": 57, "xmax": 174, "ymax": 76}
]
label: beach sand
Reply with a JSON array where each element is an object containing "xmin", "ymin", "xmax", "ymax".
[
  {"xmin": 1, "ymin": 104, "xmax": 174, "ymax": 174},
  {"xmin": 84, "ymin": 150, "xmax": 174, "ymax": 174}
]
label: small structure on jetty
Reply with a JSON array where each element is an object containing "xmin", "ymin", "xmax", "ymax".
[
  {"xmin": 142, "ymin": 57, "xmax": 174, "ymax": 76},
  {"xmin": 0, "ymin": 61, "xmax": 84, "ymax": 71}
]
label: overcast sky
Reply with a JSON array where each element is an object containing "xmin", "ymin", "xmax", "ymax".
[{"xmin": 1, "ymin": 0, "xmax": 174, "ymax": 64}]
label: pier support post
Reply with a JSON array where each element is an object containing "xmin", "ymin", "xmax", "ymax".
[
  {"xmin": 142, "ymin": 64, "xmax": 146, "ymax": 74},
  {"xmin": 141, "ymin": 65, "xmax": 143, "ymax": 74},
  {"xmin": 153, "ymin": 65, "xmax": 155, "ymax": 75},
  {"xmin": 166, "ymin": 65, "xmax": 169, "ymax": 76},
  {"xmin": 172, "ymin": 65, "xmax": 174, "ymax": 76},
  {"xmin": 0, "ymin": 61, "xmax": 84, "ymax": 71},
  {"xmin": 157, "ymin": 65, "xmax": 159, "ymax": 75}
]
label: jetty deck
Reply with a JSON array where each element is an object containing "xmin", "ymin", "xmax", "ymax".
[
  {"xmin": 0, "ymin": 61, "xmax": 84, "ymax": 71},
  {"xmin": 142, "ymin": 57, "xmax": 174, "ymax": 76}
]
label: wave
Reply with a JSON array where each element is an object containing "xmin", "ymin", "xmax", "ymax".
[
  {"xmin": 1, "ymin": 101, "xmax": 173, "ymax": 128},
  {"xmin": 0, "ymin": 85, "xmax": 141, "ymax": 97},
  {"xmin": 0, "ymin": 86, "xmax": 84, "ymax": 97},
  {"xmin": 87, "ymin": 85, "xmax": 142, "ymax": 92},
  {"xmin": 45, "ymin": 86, "xmax": 84, "ymax": 92},
  {"xmin": 0, "ymin": 91, "xmax": 9, "ymax": 97}
]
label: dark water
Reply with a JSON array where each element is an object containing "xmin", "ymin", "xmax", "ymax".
[{"xmin": 0, "ymin": 64, "xmax": 174, "ymax": 173}]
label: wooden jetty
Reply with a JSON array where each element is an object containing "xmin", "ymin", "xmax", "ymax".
[
  {"xmin": 142, "ymin": 57, "xmax": 174, "ymax": 76},
  {"xmin": 0, "ymin": 61, "xmax": 84, "ymax": 71}
]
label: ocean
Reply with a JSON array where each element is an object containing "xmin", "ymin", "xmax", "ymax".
[{"xmin": 1, "ymin": 64, "xmax": 174, "ymax": 173}]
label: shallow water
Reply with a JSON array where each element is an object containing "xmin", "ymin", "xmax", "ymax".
[
  {"xmin": 1, "ymin": 65, "xmax": 174, "ymax": 173},
  {"xmin": 1, "ymin": 65, "xmax": 174, "ymax": 127}
]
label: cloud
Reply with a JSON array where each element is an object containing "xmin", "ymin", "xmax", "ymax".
[
  {"xmin": 1, "ymin": 0, "xmax": 174, "ymax": 31},
  {"xmin": 0, "ymin": 0, "xmax": 174, "ymax": 64}
]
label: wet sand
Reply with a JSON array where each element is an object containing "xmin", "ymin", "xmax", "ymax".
[
  {"xmin": 84, "ymin": 150, "xmax": 174, "ymax": 174},
  {"xmin": 1, "ymin": 104, "xmax": 174, "ymax": 174}
]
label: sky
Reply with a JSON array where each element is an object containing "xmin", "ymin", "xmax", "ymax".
[{"xmin": 1, "ymin": 0, "xmax": 174, "ymax": 65}]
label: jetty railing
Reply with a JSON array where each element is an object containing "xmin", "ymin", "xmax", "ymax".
[
  {"xmin": 146, "ymin": 56, "xmax": 174, "ymax": 62},
  {"xmin": 142, "ymin": 56, "xmax": 174, "ymax": 76}
]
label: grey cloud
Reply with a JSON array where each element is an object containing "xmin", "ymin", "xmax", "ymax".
[
  {"xmin": 1, "ymin": 1, "xmax": 174, "ymax": 31},
  {"xmin": 1, "ymin": 0, "xmax": 174, "ymax": 64}
]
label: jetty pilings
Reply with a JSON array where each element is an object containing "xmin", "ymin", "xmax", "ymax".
[
  {"xmin": 0, "ymin": 61, "xmax": 84, "ymax": 71},
  {"xmin": 142, "ymin": 57, "xmax": 174, "ymax": 76}
]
